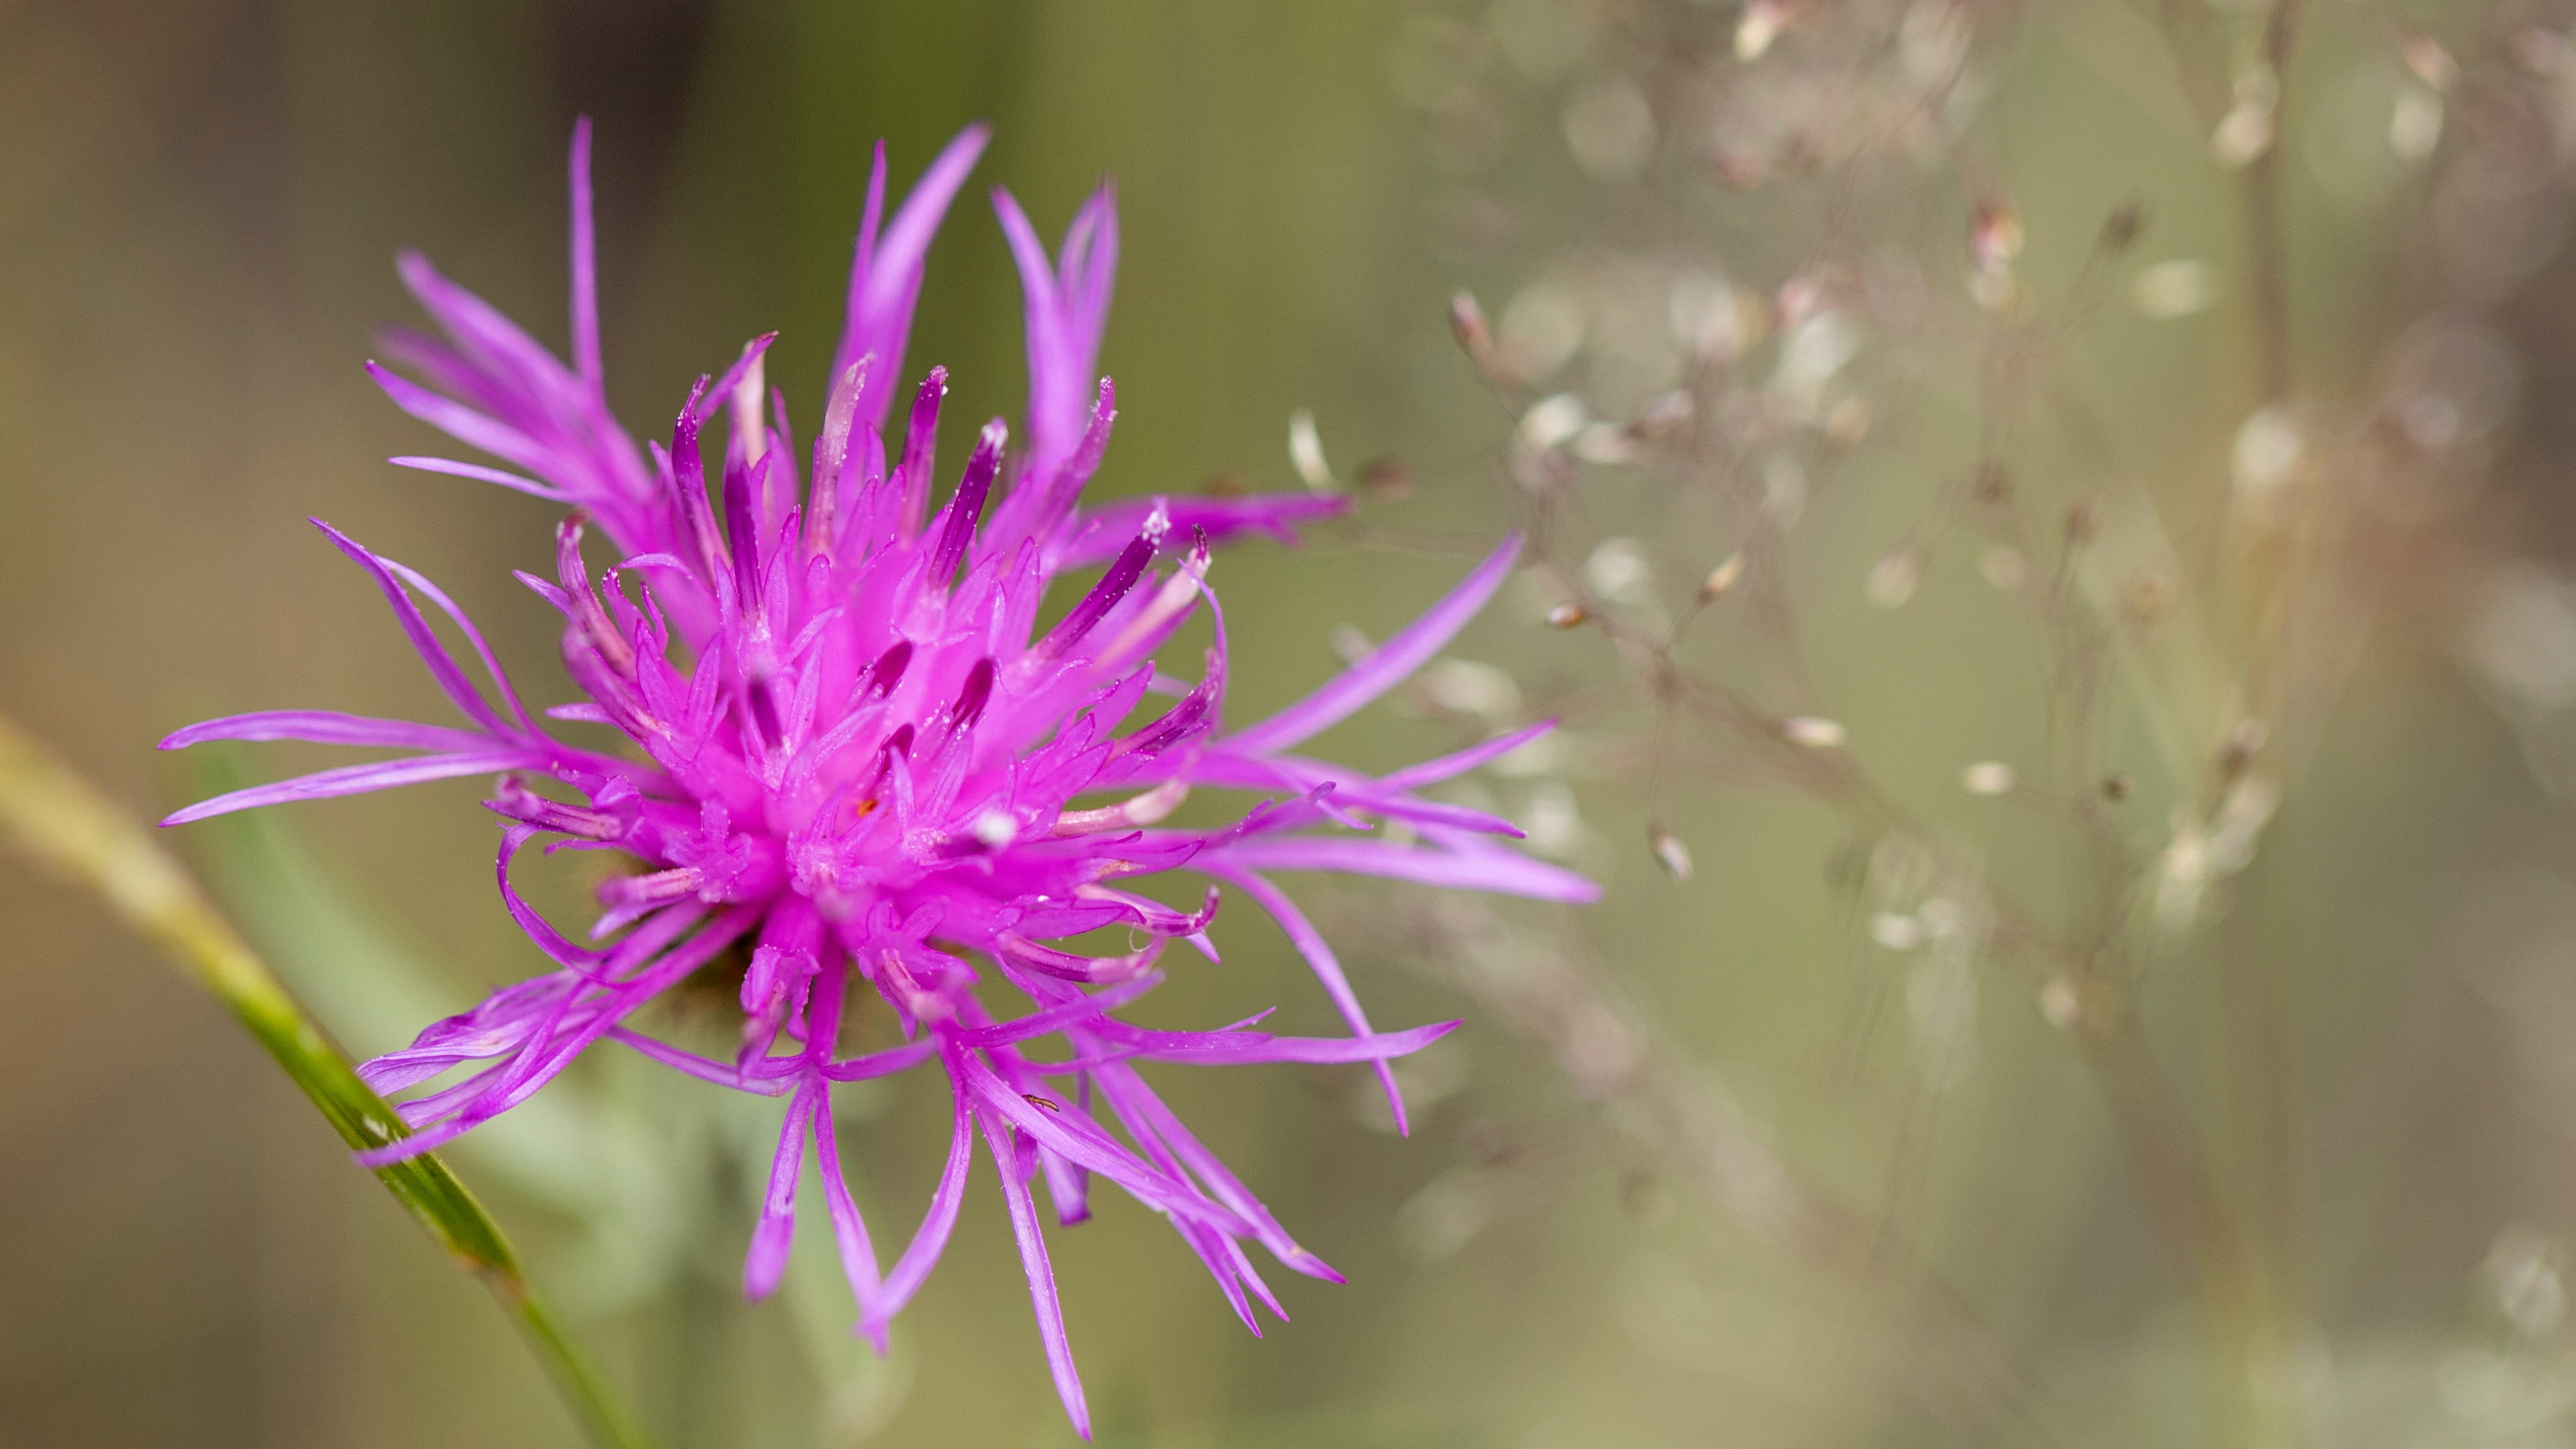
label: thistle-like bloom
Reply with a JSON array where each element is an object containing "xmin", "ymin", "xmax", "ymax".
[{"xmin": 162, "ymin": 121, "xmax": 1594, "ymax": 1432}]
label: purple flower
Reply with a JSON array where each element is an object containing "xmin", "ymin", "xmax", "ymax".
[{"xmin": 162, "ymin": 120, "xmax": 1594, "ymax": 1434}]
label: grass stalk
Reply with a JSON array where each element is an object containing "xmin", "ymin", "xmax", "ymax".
[{"xmin": 0, "ymin": 712, "xmax": 657, "ymax": 1449}]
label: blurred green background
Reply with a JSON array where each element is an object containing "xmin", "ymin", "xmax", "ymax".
[{"xmin": 7, "ymin": 1, "xmax": 2576, "ymax": 1447}]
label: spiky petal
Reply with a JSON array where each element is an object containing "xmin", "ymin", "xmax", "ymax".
[{"xmin": 162, "ymin": 122, "xmax": 1596, "ymax": 1435}]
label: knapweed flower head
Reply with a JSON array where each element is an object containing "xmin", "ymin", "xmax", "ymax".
[{"xmin": 162, "ymin": 120, "xmax": 1594, "ymax": 1432}]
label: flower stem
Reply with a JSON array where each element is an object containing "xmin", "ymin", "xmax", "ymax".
[{"xmin": 0, "ymin": 712, "xmax": 656, "ymax": 1449}]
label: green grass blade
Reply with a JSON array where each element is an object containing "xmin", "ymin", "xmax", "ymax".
[{"xmin": 0, "ymin": 714, "xmax": 657, "ymax": 1449}]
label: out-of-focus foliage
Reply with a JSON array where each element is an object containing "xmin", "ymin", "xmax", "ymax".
[
  {"xmin": 14, "ymin": 1, "xmax": 2576, "ymax": 1446},
  {"xmin": 1376, "ymin": 0, "xmax": 2576, "ymax": 1444}
]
